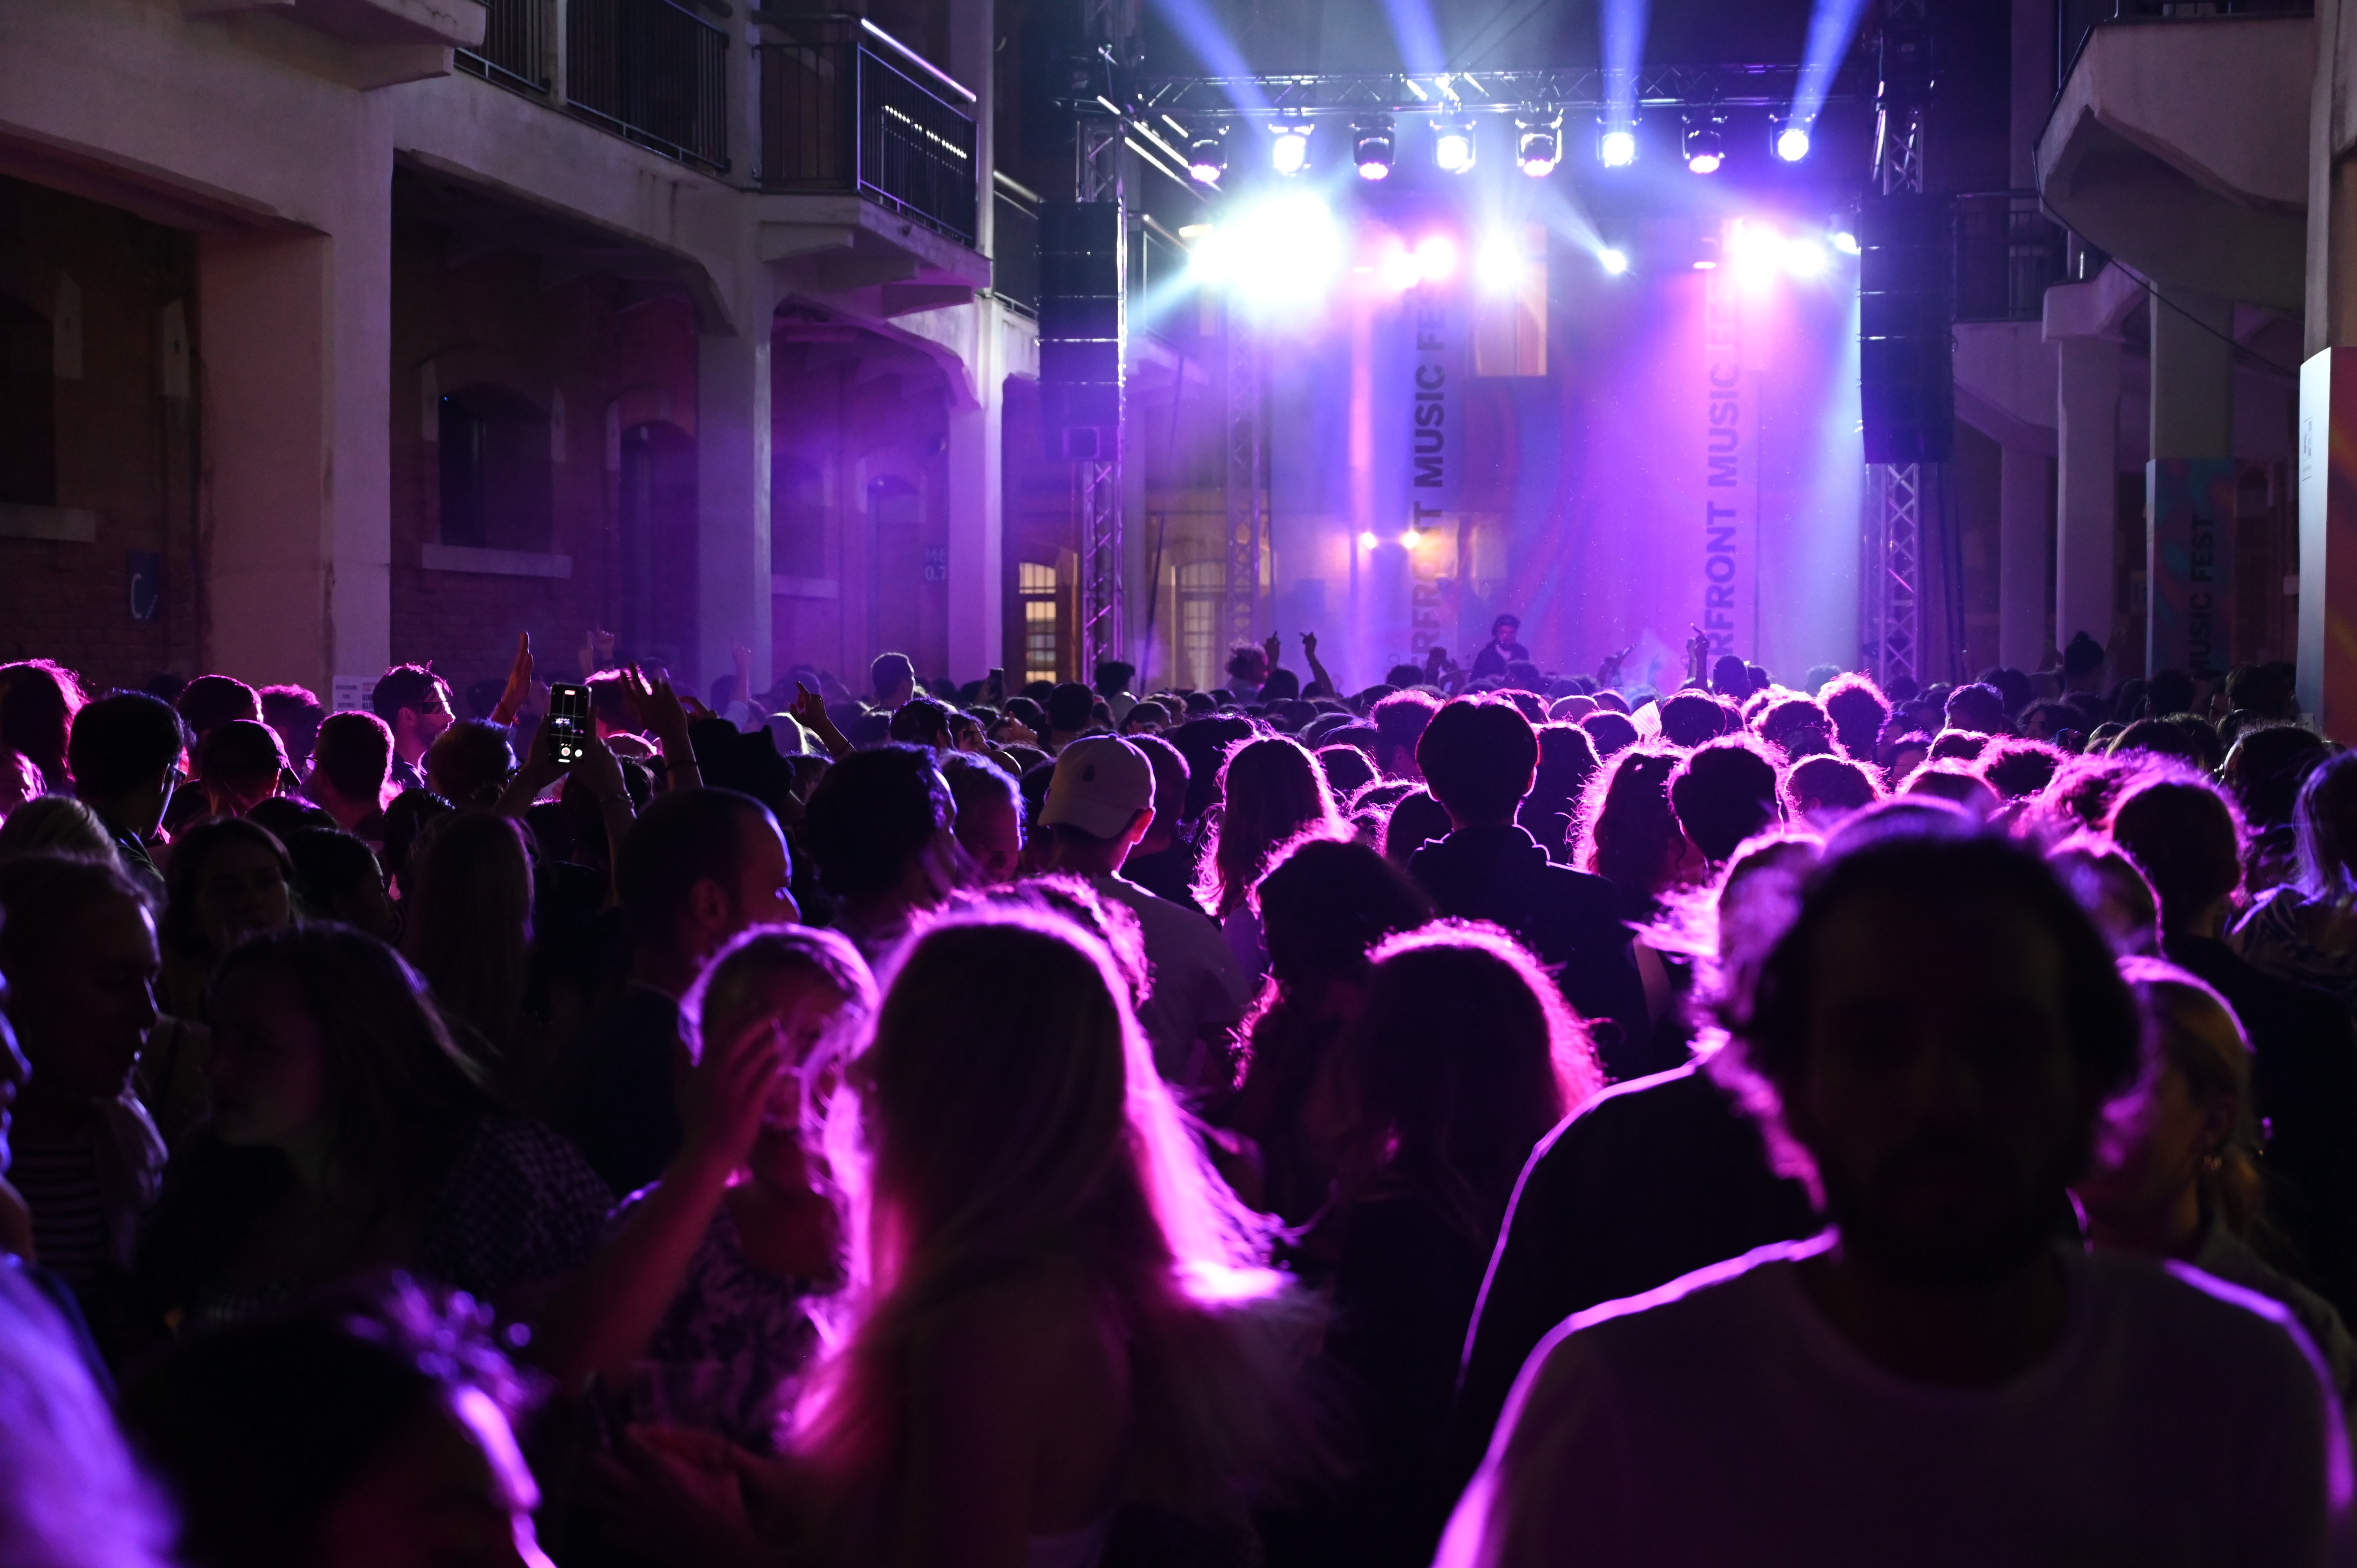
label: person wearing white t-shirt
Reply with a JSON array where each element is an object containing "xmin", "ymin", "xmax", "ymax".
[
  {"xmin": 1039, "ymin": 736, "xmax": 1248, "ymax": 1089},
  {"xmin": 1438, "ymin": 824, "xmax": 2352, "ymax": 1568}
]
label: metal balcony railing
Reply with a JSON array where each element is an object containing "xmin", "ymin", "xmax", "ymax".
[
  {"xmin": 1954, "ymin": 192, "xmax": 2067, "ymax": 323},
  {"xmin": 756, "ymin": 15, "xmax": 978, "ymax": 247},
  {"xmin": 2058, "ymin": 0, "xmax": 2311, "ymax": 91},
  {"xmin": 457, "ymin": 0, "xmax": 552, "ymax": 93},
  {"xmin": 569, "ymin": 0, "xmax": 731, "ymax": 173}
]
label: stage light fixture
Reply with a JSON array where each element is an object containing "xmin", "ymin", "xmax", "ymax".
[
  {"xmin": 1270, "ymin": 121, "xmax": 1312, "ymax": 176},
  {"xmin": 1397, "ymin": 529, "xmax": 1419, "ymax": 548},
  {"xmin": 1832, "ymin": 230, "xmax": 1861, "ymax": 255},
  {"xmin": 1476, "ymin": 234, "xmax": 1524, "ymax": 293},
  {"xmin": 1683, "ymin": 117, "xmax": 1725, "ymax": 175},
  {"xmin": 1414, "ymin": 234, "xmax": 1458, "ymax": 283},
  {"xmin": 1598, "ymin": 126, "xmax": 1638, "ymax": 168},
  {"xmin": 1598, "ymin": 247, "xmax": 1629, "ymax": 275},
  {"xmin": 1779, "ymin": 234, "xmax": 1829, "ymax": 279},
  {"xmin": 1354, "ymin": 120, "xmax": 1397, "ymax": 181},
  {"xmin": 1433, "ymin": 119, "xmax": 1475, "ymax": 174},
  {"xmin": 1359, "ymin": 530, "xmax": 1380, "ymax": 549},
  {"xmin": 1515, "ymin": 114, "xmax": 1562, "ymax": 177},
  {"xmin": 1187, "ymin": 132, "xmax": 1226, "ymax": 184},
  {"xmin": 1189, "ymin": 191, "xmax": 1341, "ymax": 307},
  {"xmin": 1376, "ymin": 242, "xmax": 1422, "ymax": 292},
  {"xmin": 1772, "ymin": 117, "xmax": 1812, "ymax": 163}
]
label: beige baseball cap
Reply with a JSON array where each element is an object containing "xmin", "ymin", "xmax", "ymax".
[{"xmin": 1041, "ymin": 736, "xmax": 1154, "ymax": 841}]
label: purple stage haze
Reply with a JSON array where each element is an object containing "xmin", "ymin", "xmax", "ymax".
[{"xmin": 1262, "ymin": 215, "xmax": 1862, "ymax": 695}]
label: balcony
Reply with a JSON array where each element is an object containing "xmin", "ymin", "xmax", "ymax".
[
  {"xmin": 457, "ymin": 0, "xmax": 729, "ymax": 174},
  {"xmin": 755, "ymin": 14, "xmax": 977, "ymax": 248},
  {"xmin": 1954, "ymin": 192, "xmax": 2068, "ymax": 324},
  {"xmin": 2035, "ymin": 8, "xmax": 2310, "ymax": 309}
]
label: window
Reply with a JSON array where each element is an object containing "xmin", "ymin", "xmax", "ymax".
[
  {"xmin": 0, "ymin": 291, "xmax": 56, "ymax": 506},
  {"xmin": 1019, "ymin": 560, "xmax": 1061, "ymax": 685},
  {"xmin": 1177, "ymin": 559, "xmax": 1224, "ymax": 692},
  {"xmin": 436, "ymin": 386, "xmax": 552, "ymax": 551}
]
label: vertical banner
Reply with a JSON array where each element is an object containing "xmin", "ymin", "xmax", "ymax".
[
  {"xmin": 1699, "ymin": 265, "xmax": 1759, "ymax": 667},
  {"xmin": 2147, "ymin": 458, "xmax": 2237, "ymax": 676},
  {"xmin": 1357, "ymin": 276, "xmax": 1464, "ymax": 670}
]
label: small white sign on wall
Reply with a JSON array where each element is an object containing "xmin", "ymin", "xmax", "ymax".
[{"xmin": 330, "ymin": 676, "xmax": 370, "ymax": 716}]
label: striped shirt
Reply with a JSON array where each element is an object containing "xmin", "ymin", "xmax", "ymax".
[{"xmin": 11, "ymin": 1140, "xmax": 107, "ymax": 1287}]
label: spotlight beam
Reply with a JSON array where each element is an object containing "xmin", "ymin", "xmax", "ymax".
[
  {"xmin": 1790, "ymin": 0, "xmax": 1869, "ymax": 128},
  {"xmin": 1141, "ymin": 0, "xmax": 1272, "ymax": 116}
]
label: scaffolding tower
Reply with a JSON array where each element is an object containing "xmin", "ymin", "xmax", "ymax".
[{"xmin": 1868, "ymin": 0, "xmax": 1931, "ymax": 689}]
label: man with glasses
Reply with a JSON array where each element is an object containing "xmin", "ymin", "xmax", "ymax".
[{"xmin": 66, "ymin": 692, "xmax": 188, "ymax": 897}]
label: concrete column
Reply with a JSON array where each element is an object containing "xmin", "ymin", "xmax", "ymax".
[
  {"xmin": 946, "ymin": 303, "xmax": 1004, "ymax": 680},
  {"xmin": 197, "ymin": 224, "xmax": 391, "ymax": 702},
  {"xmin": 1998, "ymin": 445, "xmax": 2050, "ymax": 671},
  {"xmin": 2306, "ymin": 0, "xmax": 2357, "ymax": 357},
  {"xmin": 949, "ymin": 0, "xmax": 994, "ymax": 260},
  {"xmin": 2150, "ymin": 287, "xmax": 2235, "ymax": 461},
  {"xmin": 2300, "ymin": 349, "xmax": 2357, "ymax": 735},
  {"xmin": 2055, "ymin": 335, "xmax": 2122, "ymax": 654},
  {"xmin": 697, "ymin": 329, "xmax": 772, "ymax": 697}
]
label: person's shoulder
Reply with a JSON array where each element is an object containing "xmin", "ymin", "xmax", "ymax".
[
  {"xmin": 1108, "ymin": 876, "xmax": 1222, "ymax": 938},
  {"xmin": 1526, "ymin": 1063, "xmax": 1723, "ymax": 1169},
  {"xmin": 1521, "ymin": 1238, "xmax": 1817, "ymax": 1393},
  {"xmin": 2078, "ymin": 1250, "xmax": 2334, "ymax": 1399},
  {"xmin": 1532, "ymin": 858, "xmax": 1618, "ymax": 900},
  {"xmin": 459, "ymin": 1114, "xmax": 616, "ymax": 1207}
]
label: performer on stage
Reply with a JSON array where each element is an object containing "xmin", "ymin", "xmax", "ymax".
[{"xmin": 1469, "ymin": 614, "xmax": 1529, "ymax": 682}]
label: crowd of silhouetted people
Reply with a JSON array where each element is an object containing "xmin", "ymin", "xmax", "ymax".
[{"xmin": 1, "ymin": 622, "xmax": 2353, "ymax": 1568}]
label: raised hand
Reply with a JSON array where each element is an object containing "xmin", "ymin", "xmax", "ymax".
[
  {"xmin": 492, "ymin": 632, "xmax": 534, "ymax": 725},
  {"xmin": 677, "ymin": 1015, "xmax": 784, "ymax": 1173}
]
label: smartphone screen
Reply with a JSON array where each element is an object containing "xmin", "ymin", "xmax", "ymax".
[{"xmin": 548, "ymin": 683, "xmax": 591, "ymax": 766}]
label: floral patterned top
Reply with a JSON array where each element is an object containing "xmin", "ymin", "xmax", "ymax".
[
  {"xmin": 2232, "ymin": 885, "xmax": 2357, "ymax": 1010},
  {"xmin": 602, "ymin": 1186, "xmax": 838, "ymax": 1452}
]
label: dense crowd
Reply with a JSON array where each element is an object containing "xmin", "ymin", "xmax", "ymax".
[{"xmin": 1, "ymin": 614, "xmax": 2353, "ymax": 1567}]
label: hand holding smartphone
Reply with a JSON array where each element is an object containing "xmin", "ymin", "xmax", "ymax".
[{"xmin": 548, "ymin": 682, "xmax": 592, "ymax": 768}]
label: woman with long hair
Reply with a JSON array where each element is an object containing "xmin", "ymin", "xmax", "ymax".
[
  {"xmin": 610, "ymin": 911, "xmax": 1328, "ymax": 1568},
  {"xmin": 400, "ymin": 810, "xmax": 535, "ymax": 1082},
  {"xmin": 1275, "ymin": 923, "xmax": 1599, "ymax": 1567},
  {"xmin": 0, "ymin": 658, "xmax": 87, "ymax": 795},
  {"xmin": 2233, "ymin": 750, "xmax": 2357, "ymax": 1008},
  {"xmin": 157, "ymin": 818, "xmax": 295, "ymax": 1019},
  {"xmin": 1197, "ymin": 736, "xmax": 1344, "ymax": 985},
  {"xmin": 1221, "ymin": 836, "xmax": 1433, "ymax": 1231},
  {"xmin": 137, "ymin": 925, "xmax": 610, "ymax": 1338},
  {"xmin": 1574, "ymin": 745, "xmax": 1703, "ymax": 924},
  {"xmin": 2077, "ymin": 958, "xmax": 2357, "ymax": 1397},
  {"xmin": 147, "ymin": 818, "xmax": 298, "ymax": 1144},
  {"xmin": 1574, "ymin": 745, "xmax": 1707, "ymax": 1062},
  {"xmin": 537, "ymin": 926, "xmax": 874, "ymax": 1451}
]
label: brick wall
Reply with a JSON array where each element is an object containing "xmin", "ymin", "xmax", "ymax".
[
  {"xmin": 387, "ymin": 215, "xmax": 701, "ymax": 702},
  {"xmin": 0, "ymin": 175, "xmax": 200, "ymax": 694}
]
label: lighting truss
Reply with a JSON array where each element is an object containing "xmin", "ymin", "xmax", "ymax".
[
  {"xmin": 1224, "ymin": 298, "xmax": 1264, "ymax": 656},
  {"xmin": 1074, "ymin": 0, "xmax": 1132, "ymax": 678},
  {"xmin": 1097, "ymin": 60, "xmax": 1870, "ymax": 123},
  {"xmin": 1866, "ymin": 0, "xmax": 1930, "ymax": 690}
]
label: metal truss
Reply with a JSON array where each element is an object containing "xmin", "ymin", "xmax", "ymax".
[
  {"xmin": 1224, "ymin": 300, "xmax": 1263, "ymax": 654},
  {"xmin": 1868, "ymin": 0, "xmax": 1929, "ymax": 688},
  {"xmin": 1073, "ymin": 0, "xmax": 1133, "ymax": 680},
  {"xmin": 1873, "ymin": 463, "xmax": 1924, "ymax": 687},
  {"xmin": 1094, "ymin": 59, "xmax": 1871, "ymax": 124}
]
